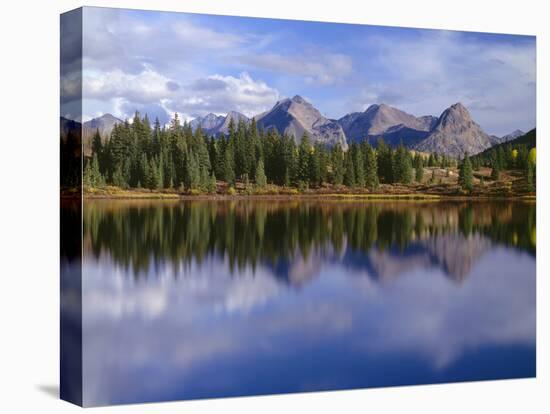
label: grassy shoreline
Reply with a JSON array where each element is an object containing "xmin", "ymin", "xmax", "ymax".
[
  {"xmin": 69, "ymin": 166, "xmax": 535, "ymax": 202},
  {"xmin": 71, "ymin": 186, "xmax": 535, "ymax": 202}
]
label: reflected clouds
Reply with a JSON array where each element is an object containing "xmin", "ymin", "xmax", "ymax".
[{"xmin": 81, "ymin": 201, "xmax": 535, "ymax": 405}]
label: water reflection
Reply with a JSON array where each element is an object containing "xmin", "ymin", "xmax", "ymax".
[{"xmin": 82, "ymin": 200, "xmax": 536, "ymax": 406}]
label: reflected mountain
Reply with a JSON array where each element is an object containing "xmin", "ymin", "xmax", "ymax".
[
  {"xmin": 84, "ymin": 200, "xmax": 535, "ymax": 286},
  {"xmin": 80, "ymin": 199, "xmax": 536, "ymax": 406}
]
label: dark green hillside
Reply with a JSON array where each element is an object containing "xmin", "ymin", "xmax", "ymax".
[{"xmin": 471, "ymin": 128, "xmax": 535, "ymax": 167}]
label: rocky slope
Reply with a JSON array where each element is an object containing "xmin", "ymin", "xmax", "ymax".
[
  {"xmin": 256, "ymin": 95, "xmax": 348, "ymax": 149},
  {"xmin": 414, "ymin": 103, "xmax": 493, "ymax": 158},
  {"xmin": 83, "ymin": 114, "xmax": 122, "ymax": 142},
  {"xmin": 189, "ymin": 113, "xmax": 224, "ymax": 133},
  {"xmin": 489, "ymin": 129, "xmax": 526, "ymax": 145},
  {"xmin": 190, "ymin": 111, "xmax": 249, "ymax": 136},
  {"xmin": 338, "ymin": 103, "xmax": 435, "ymax": 143}
]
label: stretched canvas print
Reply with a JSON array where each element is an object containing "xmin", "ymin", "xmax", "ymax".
[{"xmin": 60, "ymin": 6, "xmax": 536, "ymax": 407}]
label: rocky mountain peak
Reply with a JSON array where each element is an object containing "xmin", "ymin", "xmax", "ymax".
[
  {"xmin": 415, "ymin": 103, "xmax": 492, "ymax": 158},
  {"xmin": 97, "ymin": 113, "xmax": 118, "ymax": 121},
  {"xmin": 434, "ymin": 102, "xmax": 474, "ymax": 133},
  {"xmin": 291, "ymin": 95, "xmax": 306, "ymax": 104},
  {"xmin": 256, "ymin": 95, "xmax": 347, "ymax": 149},
  {"xmin": 339, "ymin": 103, "xmax": 434, "ymax": 141}
]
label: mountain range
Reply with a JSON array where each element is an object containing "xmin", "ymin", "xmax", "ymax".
[
  {"xmin": 70, "ymin": 95, "xmax": 529, "ymax": 158},
  {"xmin": 189, "ymin": 110, "xmax": 249, "ymax": 136},
  {"xmin": 337, "ymin": 103, "xmax": 437, "ymax": 147},
  {"xmin": 269, "ymin": 232, "xmax": 491, "ymax": 286},
  {"xmin": 489, "ymin": 129, "xmax": 525, "ymax": 145}
]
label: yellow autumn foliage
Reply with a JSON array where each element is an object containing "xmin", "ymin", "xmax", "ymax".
[{"xmin": 528, "ymin": 148, "xmax": 536, "ymax": 165}]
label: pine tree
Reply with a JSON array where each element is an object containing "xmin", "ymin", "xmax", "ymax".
[
  {"xmin": 234, "ymin": 119, "xmax": 248, "ymax": 179},
  {"xmin": 84, "ymin": 155, "xmax": 101, "ymax": 188},
  {"xmin": 156, "ymin": 156, "xmax": 164, "ymax": 190},
  {"xmin": 459, "ymin": 153, "xmax": 474, "ymax": 192},
  {"xmin": 414, "ymin": 154, "xmax": 424, "ymax": 183},
  {"xmin": 92, "ymin": 153, "xmax": 103, "ymax": 187},
  {"xmin": 199, "ymin": 165, "xmax": 210, "ymax": 191},
  {"xmin": 152, "ymin": 118, "xmax": 161, "ymax": 156},
  {"xmin": 215, "ymin": 138, "xmax": 227, "ymax": 179},
  {"xmin": 148, "ymin": 157, "xmax": 159, "ymax": 190},
  {"xmin": 331, "ymin": 144, "xmax": 345, "ymax": 185},
  {"xmin": 377, "ymin": 139, "xmax": 394, "ymax": 183},
  {"xmin": 318, "ymin": 145, "xmax": 328, "ymax": 184},
  {"xmin": 138, "ymin": 153, "xmax": 149, "ymax": 186},
  {"xmin": 207, "ymin": 172, "xmax": 217, "ymax": 193},
  {"xmin": 255, "ymin": 158, "xmax": 267, "ymax": 188},
  {"xmin": 352, "ymin": 143, "xmax": 365, "ymax": 187},
  {"xmin": 185, "ymin": 152, "xmax": 200, "ymax": 190},
  {"xmin": 309, "ymin": 145, "xmax": 322, "ymax": 187},
  {"xmin": 113, "ymin": 164, "xmax": 127, "ymax": 188},
  {"xmin": 246, "ymin": 118, "xmax": 259, "ymax": 177},
  {"xmin": 194, "ymin": 128, "xmax": 211, "ymax": 174},
  {"xmin": 364, "ymin": 143, "xmax": 379, "ymax": 191},
  {"xmin": 393, "ymin": 145, "xmax": 413, "ymax": 184},
  {"xmin": 297, "ymin": 133, "xmax": 311, "ymax": 185},
  {"xmin": 91, "ymin": 129, "xmax": 103, "ymax": 170},
  {"xmin": 343, "ymin": 151, "xmax": 356, "ymax": 187},
  {"xmin": 223, "ymin": 145, "xmax": 236, "ymax": 186},
  {"xmin": 83, "ymin": 159, "xmax": 93, "ymax": 187}
]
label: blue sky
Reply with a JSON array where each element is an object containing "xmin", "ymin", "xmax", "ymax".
[{"xmin": 70, "ymin": 7, "xmax": 536, "ymax": 136}]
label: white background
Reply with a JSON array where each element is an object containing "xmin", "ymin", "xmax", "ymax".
[{"xmin": 0, "ymin": 0, "xmax": 548, "ymax": 412}]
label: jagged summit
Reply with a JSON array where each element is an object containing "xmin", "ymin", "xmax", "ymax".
[
  {"xmin": 415, "ymin": 103, "xmax": 492, "ymax": 158},
  {"xmin": 337, "ymin": 103, "xmax": 435, "ymax": 145},
  {"xmin": 190, "ymin": 111, "xmax": 249, "ymax": 135},
  {"xmin": 256, "ymin": 95, "xmax": 347, "ymax": 149},
  {"xmin": 433, "ymin": 102, "xmax": 472, "ymax": 132}
]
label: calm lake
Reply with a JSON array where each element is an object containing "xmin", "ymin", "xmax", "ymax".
[{"xmin": 80, "ymin": 199, "xmax": 536, "ymax": 406}]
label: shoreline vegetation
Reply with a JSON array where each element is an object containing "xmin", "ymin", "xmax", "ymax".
[
  {"xmin": 73, "ymin": 183, "xmax": 536, "ymax": 201},
  {"xmin": 78, "ymin": 191, "xmax": 536, "ymax": 202},
  {"xmin": 63, "ymin": 112, "xmax": 535, "ymax": 200}
]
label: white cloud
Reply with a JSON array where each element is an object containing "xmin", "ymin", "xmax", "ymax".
[
  {"xmin": 240, "ymin": 51, "xmax": 353, "ymax": 85},
  {"xmin": 353, "ymin": 31, "xmax": 536, "ymax": 135},
  {"xmin": 84, "ymin": 70, "xmax": 280, "ymax": 121},
  {"xmin": 347, "ymin": 247, "xmax": 535, "ymax": 369},
  {"xmin": 172, "ymin": 21, "xmax": 245, "ymax": 50},
  {"xmin": 171, "ymin": 72, "xmax": 279, "ymax": 118},
  {"xmin": 80, "ymin": 234, "xmax": 535, "ymax": 405},
  {"xmin": 83, "ymin": 67, "xmax": 175, "ymax": 103},
  {"xmin": 82, "ymin": 7, "xmax": 259, "ymax": 79}
]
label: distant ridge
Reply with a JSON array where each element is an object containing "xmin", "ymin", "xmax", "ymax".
[
  {"xmin": 82, "ymin": 114, "xmax": 123, "ymax": 155},
  {"xmin": 471, "ymin": 129, "xmax": 536, "ymax": 162},
  {"xmin": 78, "ymin": 99, "xmax": 532, "ymax": 158},
  {"xmin": 190, "ymin": 111, "xmax": 249, "ymax": 136}
]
